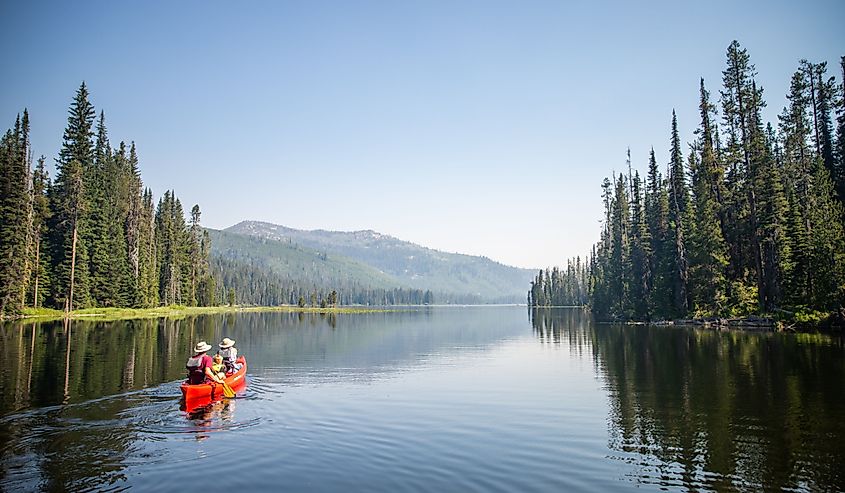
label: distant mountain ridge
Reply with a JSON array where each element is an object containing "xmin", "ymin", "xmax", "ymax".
[{"xmin": 221, "ymin": 220, "xmax": 535, "ymax": 302}]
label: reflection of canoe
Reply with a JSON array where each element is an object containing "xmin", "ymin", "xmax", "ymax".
[{"xmin": 180, "ymin": 356, "xmax": 247, "ymax": 400}]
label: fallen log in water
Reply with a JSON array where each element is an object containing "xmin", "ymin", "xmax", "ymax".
[{"xmin": 622, "ymin": 316, "xmax": 779, "ymax": 331}]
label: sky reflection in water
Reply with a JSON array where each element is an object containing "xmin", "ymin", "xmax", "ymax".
[{"xmin": 0, "ymin": 307, "xmax": 842, "ymax": 491}]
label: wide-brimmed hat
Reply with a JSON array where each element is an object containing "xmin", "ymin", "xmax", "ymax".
[
  {"xmin": 194, "ymin": 341, "xmax": 212, "ymax": 353},
  {"xmin": 219, "ymin": 337, "xmax": 236, "ymax": 349}
]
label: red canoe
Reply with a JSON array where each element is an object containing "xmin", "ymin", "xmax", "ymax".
[{"xmin": 180, "ymin": 356, "xmax": 247, "ymax": 400}]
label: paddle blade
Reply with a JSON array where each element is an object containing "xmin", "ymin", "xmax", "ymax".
[{"xmin": 222, "ymin": 382, "xmax": 236, "ymax": 398}]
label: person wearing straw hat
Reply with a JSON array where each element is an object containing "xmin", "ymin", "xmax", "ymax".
[
  {"xmin": 218, "ymin": 337, "xmax": 242, "ymax": 373},
  {"xmin": 186, "ymin": 341, "xmax": 225, "ymax": 385}
]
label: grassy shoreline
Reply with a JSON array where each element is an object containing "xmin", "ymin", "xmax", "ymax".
[{"xmin": 4, "ymin": 305, "xmax": 388, "ymax": 323}]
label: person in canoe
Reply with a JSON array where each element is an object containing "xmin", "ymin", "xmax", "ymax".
[
  {"xmin": 211, "ymin": 353, "xmax": 227, "ymax": 380},
  {"xmin": 186, "ymin": 341, "xmax": 225, "ymax": 385},
  {"xmin": 218, "ymin": 337, "xmax": 242, "ymax": 373}
]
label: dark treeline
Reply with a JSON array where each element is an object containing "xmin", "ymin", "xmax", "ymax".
[
  {"xmin": 531, "ymin": 42, "xmax": 845, "ymax": 321},
  {"xmin": 528, "ymin": 257, "xmax": 589, "ymax": 306},
  {"xmin": 0, "ymin": 84, "xmax": 215, "ymax": 315},
  {"xmin": 213, "ymin": 256, "xmax": 484, "ymax": 306}
]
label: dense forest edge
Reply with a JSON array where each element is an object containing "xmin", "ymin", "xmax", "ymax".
[
  {"xmin": 15, "ymin": 305, "xmax": 386, "ymax": 323},
  {"xmin": 0, "ymin": 83, "xmax": 223, "ymax": 319},
  {"xmin": 0, "ymin": 84, "xmax": 460, "ymax": 320},
  {"xmin": 529, "ymin": 42, "xmax": 845, "ymax": 331}
]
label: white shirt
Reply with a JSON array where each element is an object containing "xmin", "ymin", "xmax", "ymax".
[{"xmin": 219, "ymin": 346, "xmax": 237, "ymax": 361}]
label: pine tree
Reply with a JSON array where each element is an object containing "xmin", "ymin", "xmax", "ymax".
[
  {"xmin": 750, "ymin": 93, "xmax": 788, "ymax": 311},
  {"xmin": 667, "ymin": 111, "xmax": 690, "ymax": 315},
  {"xmin": 87, "ymin": 111, "xmax": 112, "ymax": 305},
  {"xmin": 18, "ymin": 111, "xmax": 36, "ymax": 311},
  {"xmin": 49, "ymin": 83, "xmax": 96, "ymax": 311},
  {"xmin": 197, "ymin": 229, "xmax": 216, "ymax": 306},
  {"xmin": 188, "ymin": 204, "xmax": 205, "ymax": 307},
  {"xmin": 629, "ymin": 167, "xmax": 652, "ymax": 320},
  {"xmin": 156, "ymin": 191, "xmax": 181, "ymax": 305},
  {"xmin": 721, "ymin": 41, "xmax": 769, "ymax": 310},
  {"xmin": 835, "ymin": 57, "xmax": 845, "ymax": 201},
  {"xmin": 103, "ymin": 142, "xmax": 133, "ymax": 306},
  {"xmin": 49, "ymin": 158, "xmax": 87, "ymax": 312},
  {"xmin": 645, "ymin": 148, "xmax": 672, "ymax": 317},
  {"xmin": 806, "ymin": 156, "xmax": 845, "ymax": 309},
  {"xmin": 0, "ymin": 113, "xmax": 32, "ymax": 314},
  {"xmin": 28, "ymin": 156, "xmax": 51, "ymax": 308},
  {"xmin": 590, "ymin": 178, "xmax": 614, "ymax": 318},
  {"xmin": 780, "ymin": 67, "xmax": 815, "ymax": 304},
  {"xmin": 609, "ymin": 174, "xmax": 631, "ymax": 318},
  {"xmin": 804, "ymin": 61, "xmax": 837, "ymax": 186},
  {"xmin": 687, "ymin": 80, "xmax": 730, "ymax": 315},
  {"xmin": 125, "ymin": 142, "xmax": 143, "ymax": 290},
  {"xmin": 137, "ymin": 188, "xmax": 158, "ymax": 307}
]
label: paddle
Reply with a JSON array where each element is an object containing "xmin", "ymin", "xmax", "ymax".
[{"xmin": 221, "ymin": 381, "xmax": 236, "ymax": 398}]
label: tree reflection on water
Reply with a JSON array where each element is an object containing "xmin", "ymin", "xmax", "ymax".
[{"xmin": 530, "ymin": 307, "xmax": 845, "ymax": 491}]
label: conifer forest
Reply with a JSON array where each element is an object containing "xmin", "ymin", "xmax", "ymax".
[
  {"xmin": 0, "ymin": 84, "xmax": 466, "ymax": 315},
  {"xmin": 530, "ymin": 42, "xmax": 845, "ymax": 323},
  {"xmin": 0, "ymin": 83, "xmax": 216, "ymax": 315}
]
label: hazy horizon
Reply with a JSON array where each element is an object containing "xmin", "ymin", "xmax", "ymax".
[
  {"xmin": 2, "ymin": 0, "xmax": 843, "ymax": 269},
  {"xmin": 219, "ymin": 219, "xmax": 538, "ymax": 269}
]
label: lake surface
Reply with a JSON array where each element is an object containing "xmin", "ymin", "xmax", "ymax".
[{"xmin": 1, "ymin": 307, "xmax": 843, "ymax": 491}]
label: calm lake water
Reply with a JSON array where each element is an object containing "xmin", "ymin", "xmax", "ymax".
[{"xmin": 1, "ymin": 307, "xmax": 843, "ymax": 492}]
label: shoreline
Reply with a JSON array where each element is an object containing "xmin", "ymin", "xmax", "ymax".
[
  {"xmin": 3, "ymin": 305, "xmax": 389, "ymax": 323},
  {"xmin": 600, "ymin": 315, "xmax": 844, "ymax": 333},
  {"xmin": 530, "ymin": 306, "xmax": 845, "ymax": 333}
]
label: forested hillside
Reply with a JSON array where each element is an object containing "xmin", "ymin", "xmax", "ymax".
[
  {"xmin": 226, "ymin": 220, "xmax": 534, "ymax": 302},
  {"xmin": 210, "ymin": 228, "xmax": 442, "ymax": 306},
  {"xmin": 531, "ymin": 43, "xmax": 845, "ymax": 322},
  {"xmin": 0, "ymin": 84, "xmax": 214, "ymax": 316},
  {"xmin": 209, "ymin": 228, "xmax": 497, "ymax": 305}
]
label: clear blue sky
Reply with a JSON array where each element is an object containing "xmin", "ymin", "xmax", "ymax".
[{"xmin": 1, "ymin": 0, "xmax": 842, "ymax": 269}]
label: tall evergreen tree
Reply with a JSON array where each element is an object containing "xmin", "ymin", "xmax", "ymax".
[
  {"xmin": 629, "ymin": 167, "xmax": 652, "ymax": 320},
  {"xmin": 749, "ymin": 88, "xmax": 788, "ymax": 311},
  {"xmin": 101, "ymin": 142, "xmax": 133, "ymax": 306},
  {"xmin": 188, "ymin": 204, "xmax": 204, "ymax": 306},
  {"xmin": 688, "ymin": 80, "xmax": 729, "ymax": 315},
  {"xmin": 780, "ymin": 67, "xmax": 815, "ymax": 303},
  {"xmin": 836, "ymin": 57, "xmax": 845, "ymax": 201},
  {"xmin": 0, "ymin": 113, "xmax": 32, "ymax": 314},
  {"xmin": 644, "ymin": 148, "xmax": 672, "ymax": 316},
  {"xmin": 667, "ymin": 111, "xmax": 690, "ymax": 315},
  {"xmin": 155, "ymin": 191, "xmax": 192, "ymax": 306},
  {"xmin": 156, "ymin": 191, "xmax": 179, "ymax": 305},
  {"xmin": 87, "ymin": 111, "xmax": 113, "ymax": 305},
  {"xmin": 137, "ymin": 188, "xmax": 158, "ymax": 307},
  {"xmin": 590, "ymin": 178, "xmax": 615, "ymax": 317},
  {"xmin": 28, "ymin": 156, "xmax": 51, "ymax": 308},
  {"xmin": 721, "ymin": 40, "xmax": 767, "ymax": 309},
  {"xmin": 49, "ymin": 83, "xmax": 96, "ymax": 311},
  {"xmin": 198, "ymin": 229, "xmax": 216, "ymax": 306},
  {"xmin": 125, "ymin": 142, "xmax": 143, "ymax": 289},
  {"xmin": 803, "ymin": 61, "xmax": 837, "ymax": 185},
  {"xmin": 805, "ymin": 155, "xmax": 845, "ymax": 309},
  {"xmin": 609, "ymin": 174, "xmax": 631, "ymax": 318}
]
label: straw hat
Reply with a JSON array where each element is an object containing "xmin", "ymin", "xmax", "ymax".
[
  {"xmin": 194, "ymin": 341, "xmax": 212, "ymax": 353},
  {"xmin": 219, "ymin": 337, "xmax": 236, "ymax": 349}
]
